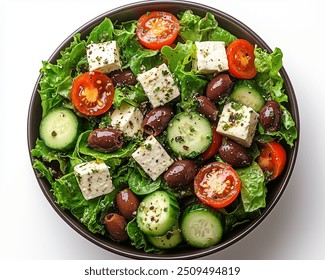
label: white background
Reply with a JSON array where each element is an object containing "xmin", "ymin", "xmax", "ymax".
[{"xmin": 1, "ymin": 0, "xmax": 324, "ymax": 260}]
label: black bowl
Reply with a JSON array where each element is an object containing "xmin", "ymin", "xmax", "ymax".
[{"xmin": 27, "ymin": 0, "xmax": 299, "ymax": 259}]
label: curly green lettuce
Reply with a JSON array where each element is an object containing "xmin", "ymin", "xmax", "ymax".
[
  {"xmin": 161, "ymin": 41, "xmax": 207, "ymax": 110},
  {"xmin": 178, "ymin": 10, "xmax": 237, "ymax": 45},
  {"xmin": 254, "ymin": 47, "xmax": 297, "ymax": 147},
  {"xmin": 52, "ymin": 172, "xmax": 120, "ymax": 234}
]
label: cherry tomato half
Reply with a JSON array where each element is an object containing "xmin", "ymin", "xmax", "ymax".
[
  {"xmin": 136, "ymin": 11, "xmax": 180, "ymax": 50},
  {"xmin": 201, "ymin": 125, "xmax": 223, "ymax": 161},
  {"xmin": 226, "ymin": 39, "xmax": 257, "ymax": 79},
  {"xmin": 256, "ymin": 141, "xmax": 287, "ymax": 180},
  {"xmin": 71, "ymin": 71, "xmax": 114, "ymax": 116},
  {"xmin": 194, "ymin": 162, "xmax": 241, "ymax": 209}
]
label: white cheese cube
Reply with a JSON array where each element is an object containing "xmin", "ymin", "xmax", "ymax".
[
  {"xmin": 110, "ymin": 102, "xmax": 143, "ymax": 138},
  {"xmin": 86, "ymin": 41, "xmax": 121, "ymax": 73},
  {"xmin": 137, "ymin": 63, "xmax": 180, "ymax": 108},
  {"xmin": 217, "ymin": 102, "xmax": 259, "ymax": 147},
  {"xmin": 74, "ymin": 161, "xmax": 114, "ymax": 200},
  {"xmin": 193, "ymin": 41, "xmax": 228, "ymax": 74},
  {"xmin": 132, "ymin": 135, "xmax": 174, "ymax": 181}
]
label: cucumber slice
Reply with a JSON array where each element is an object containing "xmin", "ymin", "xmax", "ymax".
[
  {"xmin": 40, "ymin": 108, "xmax": 79, "ymax": 151},
  {"xmin": 230, "ymin": 80, "xmax": 265, "ymax": 112},
  {"xmin": 146, "ymin": 225, "xmax": 183, "ymax": 249},
  {"xmin": 137, "ymin": 191, "xmax": 180, "ymax": 236},
  {"xmin": 181, "ymin": 204, "xmax": 223, "ymax": 248},
  {"xmin": 167, "ymin": 111, "xmax": 212, "ymax": 158}
]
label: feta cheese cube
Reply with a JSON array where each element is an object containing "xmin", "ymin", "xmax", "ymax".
[
  {"xmin": 74, "ymin": 161, "xmax": 114, "ymax": 200},
  {"xmin": 110, "ymin": 102, "xmax": 143, "ymax": 138},
  {"xmin": 137, "ymin": 63, "xmax": 180, "ymax": 108},
  {"xmin": 193, "ymin": 41, "xmax": 228, "ymax": 74},
  {"xmin": 216, "ymin": 102, "xmax": 259, "ymax": 147},
  {"xmin": 86, "ymin": 41, "xmax": 121, "ymax": 73},
  {"xmin": 132, "ymin": 135, "xmax": 174, "ymax": 180}
]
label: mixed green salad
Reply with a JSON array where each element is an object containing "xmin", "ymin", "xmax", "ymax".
[{"xmin": 31, "ymin": 10, "xmax": 297, "ymax": 252}]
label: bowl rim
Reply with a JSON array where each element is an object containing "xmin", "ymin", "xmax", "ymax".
[{"xmin": 27, "ymin": 0, "xmax": 300, "ymax": 259}]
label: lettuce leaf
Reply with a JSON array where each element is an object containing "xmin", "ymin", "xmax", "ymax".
[
  {"xmin": 224, "ymin": 202, "xmax": 261, "ymax": 234},
  {"xmin": 254, "ymin": 47, "xmax": 287, "ymax": 102},
  {"xmin": 113, "ymin": 83, "xmax": 148, "ymax": 109},
  {"xmin": 254, "ymin": 47, "xmax": 298, "ymax": 147},
  {"xmin": 128, "ymin": 169, "xmax": 163, "ymax": 195},
  {"xmin": 174, "ymin": 66, "xmax": 207, "ymax": 110},
  {"xmin": 111, "ymin": 164, "xmax": 134, "ymax": 188},
  {"xmin": 161, "ymin": 40, "xmax": 194, "ymax": 72},
  {"xmin": 161, "ymin": 41, "xmax": 207, "ymax": 110},
  {"xmin": 257, "ymin": 107, "xmax": 298, "ymax": 147},
  {"xmin": 126, "ymin": 219, "xmax": 162, "ymax": 253},
  {"xmin": 39, "ymin": 34, "xmax": 87, "ymax": 116},
  {"xmin": 31, "ymin": 139, "xmax": 69, "ymax": 174},
  {"xmin": 52, "ymin": 172, "xmax": 120, "ymax": 234},
  {"xmin": 113, "ymin": 20, "xmax": 162, "ymax": 75},
  {"xmin": 87, "ymin": 18, "xmax": 114, "ymax": 43},
  {"xmin": 178, "ymin": 10, "xmax": 237, "ymax": 45},
  {"xmin": 236, "ymin": 162, "xmax": 267, "ymax": 212},
  {"xmin": 32, "ymin": 159, "xmax": 55, "ymax": 184}
]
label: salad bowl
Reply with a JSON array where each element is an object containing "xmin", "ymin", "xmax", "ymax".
[{"xmin": 27, "ymin": 0, "xmax": 299, "ymax": 259}]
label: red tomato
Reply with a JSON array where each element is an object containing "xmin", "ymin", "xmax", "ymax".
[
  {"xmin": 256, "ymin": 141, "xmax": 287, "ymax": 180},
  {"xmin": 71, "ymin": 71, "xmax": 114, "ymax": 116},
  {"xmin": 226, "ymin": 39, "xmax": 257, "ymax": 79},
  {"xmin": 201, "ymin": 125, "xmax": 222, "ymax": 161},
  {"xmin": 136, "ymin": 11, "xmax": 180, "ymax": 50},
  {"xmin": 194, "ymin": 162, "xmax": 241, "ymax": 209}
]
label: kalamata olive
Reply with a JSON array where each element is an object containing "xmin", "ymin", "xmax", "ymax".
[
  {"xmin": 109, "ymin": 69, "xmax": 137, "ymax": 87},
  {"xmin": 163, "ymin": 159, "xmax": 198, "ymax": 187},
  {"xmin": 87, "ymin": 128, "xmax": 123, "ymax": 153},
  {"xmin": 116, "ymin": 188, "xmax": 140, "ymax": 221},
  {"xmin": 104, "ymin": 213, "xmax": 129, "ymax": 242},
  {"xmin": 142, "ymin": 106, "xmax": 174, "ymax": 136},
  {"xmin": 206, "ymin": 73, "xmax": 233, "ymax": 101},
  {"xmin": 196, "ymin": 96, "xmax": 218, "ymax": 122},
  {"xmin": 260, "ymin": 101, "xmax": 282, "ymax": 132},
  {"xmin": 219, "ymin": 139, "xmax": 252, "ymax": 167}
]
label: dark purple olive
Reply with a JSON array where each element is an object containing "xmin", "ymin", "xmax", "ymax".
[
  {"xmin": 116, "ymin": 188, "xmax": 140, "ymax": 221},
  {"xmin": 163, "ymin": 160, "xmax": 198, "ymax": 187},
  {"xmin": 260, "ymin": 101, "xmax": 282, "ymax": 132},
  {"xmin": 196, "ymin": 96, "xmax": 218, "ymax": 122},
  {"xmin": 142, "ymin": 106, "xmax": 174, "ymax": 136},
  {"xmin": 206, "ymin": 73, "xmax": 233, "ymax": 101},
  {"xmin": 219, "ymin": 139, "xmax": 252, "ymax": 167},
  {"xmin": 87, "ymin": 128, "xmax": 123, "ymax": 153},
  {"xmin": 104, "ymin": 213, "xmax": 129, "ymax": 242},
  {"xmin": 109, "ymin": 69, "xmax": 137, "ymax": 87}
]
